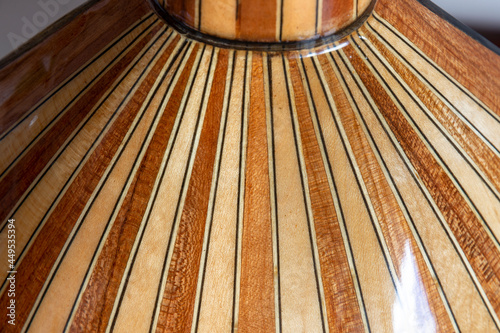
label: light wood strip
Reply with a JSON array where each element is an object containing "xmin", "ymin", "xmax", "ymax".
[
  {"xmin": 281, "ymin": 0, "xmax": 316, "ymax": 41},
  {"xmin": 343, "ymin": 42, "xmax": 500, "ymax": 323},
  {"xmin": 200, "ymin": 0, "xmax": 236, "ymax": 39},
  {"xmin": 269, "ymin": 55, "xmax": 324, "ymax": 333},
  {"xmin": 264, "ymin": 54, "xmax": 283, "ymax": 333},
  {"xmin": 194, "ymin": 51, "xmax": 244, "ymax": 332}
]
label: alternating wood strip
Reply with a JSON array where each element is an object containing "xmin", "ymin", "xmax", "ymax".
[
  {"xmin": 0, "ymin": 30, "xmax": 180, "ymax": 331},
  {"xmin": 374, "ymin": 0, "xmax": 500, "ymax": 117},
  {"xmin": 0, "ymin": 0, "xmax": 151, "ymax": 135},
  {"xmin": 68, "ymin": 36, "xmax": 184, "ymax": 333},
  {"xmin": 237, "ymin": 53, "xmax": 276, "ymax": 332},
  {"xmin": 0, "ymin": 24, "xmax": 163, "ymax": 225},
  {"xmin": 155, "ymin": 49, "xmax": 228, "ymax": 332},
  {"xmin": 360, "ymin": 26, "xmax": 500, "ymax": 196},
  {"xmin": 237, "ymin": 0, "xmax": 277, "ymax": 41},
  {"xmin": 343, "ymin": 43, "xmax": 500, "ymax": 317},
  {"xmin": 321, "ymin": 51, "xmax": 455, "ymax": 332},
  {"xmin": 288, "ymin": 56, "xmax": 365, "ymax": 332}
]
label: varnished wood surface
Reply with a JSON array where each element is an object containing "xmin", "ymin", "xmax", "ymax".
[
  {"xmin": 1, "ymin": 0, "xmax": 500, "ymax": 332},
  {"xmin": 157, "ymin": 0, "xmax": 374, "ymax": 42}
]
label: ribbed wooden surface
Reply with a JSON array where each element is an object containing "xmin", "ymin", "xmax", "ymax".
[
  {"xmin": 157, "ymin": 0, "xmax": 373, "ymax": 41},
  {"xmin": 1, "ymin": 0, "xmax": 500, "ymax": 332}
]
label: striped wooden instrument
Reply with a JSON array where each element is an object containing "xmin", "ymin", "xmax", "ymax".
[{"xmin": 0, "ymin": 0, "xmax": 500, "ymax": 331}]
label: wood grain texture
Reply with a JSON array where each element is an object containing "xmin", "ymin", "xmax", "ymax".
[
  {"xmin": 0, "ymin": 0, "xmax": 151, "ymax": 136},
  {"xmin": 156, "ymin": 0, "xmax": 374, "ymax": 42},
  {"xmin": 1, "ymin": 0, "xmax": 500, "ymax": 331}
]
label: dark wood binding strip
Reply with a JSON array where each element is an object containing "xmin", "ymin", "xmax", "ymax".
[
  {"xmin": 237, "ymin": 0, "xmax": 277, "ymax": 41},
  {"xmin": 0, "ymin": 0, "xmax": 151, "ymax": 135},
  {"xmin": 343, "ymin": 43, "xmax": 500, "ymax": 317},
  {"xmin": 155, "ymin": 49, "xmax": 228, "ymax": 332},
  {"xmin": 0, "ymin": 30, "xmax": 171, "ymax": 331},
  {"xmin": 237, "ymin": 53, "xmax": 276, "ymax": 332},
  {"xmin": 374, "ymin": 0, "xmax": 500, "ymax": 118},
  {"xmin": 360, "ymin": 26, "xmax": 500, "ymax": 201},
  {"xmin": 288, "ymin": 57, "xmax": 365, "ymax": 332},
  {"xmin": 0, "ymin": 23, "xmax": 163, "ymax": 230},
  {"xmin": 322, "ymin": 0, "xmax": 353, "ymax": 34},
  {"xmin": 68, "ymin": 36, "xmax": 182, "ymax": 333},
  {"xmin": 321, "ymin": 52, "xmax": 455, "ymax": 331}
]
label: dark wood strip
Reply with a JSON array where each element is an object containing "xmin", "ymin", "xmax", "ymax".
[
  {"xmin": 343, "ymin": 43, "xmax": 500, "ymax": 317},
  {"xmin": 67, "ymin": 36, "xmax": 183, "ymax": 333},
  {"xmin": 322, "ymin": 52, "xmax": 455, "ymax": 331},
  {"xmin": 155, "ymin": 49, "xmax": 228, "ymax": 333},
  {"xmin": 0, "ymin": 0, "xmax": 151, "ymax": 135},
  {"xmin": 374, "ymin": 0, "xmax": 500, "ymax": 118},
  {"xmin": 361, "ymin": 26, "xmax": 500, "ymax": 197},
  {"xmin": 322, "ymin": 0, "xmax": 353, "ymax": 34},
  {"xmin": 166, "ymin": 0, "xmax": 196, "ymax": 27},
  {"xmin": 0, "ymin": 24, "xmax": 163, "ymax": 227},
  {"xmin": 236, "ymin": 0, "xmax": 277, "ymax": 41},
  {"xmin": 288, "ymin": 57, "xmax": 365, "ymax": 332},
  {"xmin": 0, "ymin": 30, "xmax": 175, "ymax": 331},
  {"xmin": 237, "ymin": 53, "xmax": 276, "ymax": 332}
]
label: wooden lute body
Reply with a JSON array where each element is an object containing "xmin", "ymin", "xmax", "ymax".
[{"xmin": 0, "ymin": 0, "xmax": 500, "ymax": 331}]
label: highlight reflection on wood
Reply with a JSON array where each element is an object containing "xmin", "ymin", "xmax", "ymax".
[{"xmin": 0, "ymin": 0, "xmax": 500, "ymax": 332}]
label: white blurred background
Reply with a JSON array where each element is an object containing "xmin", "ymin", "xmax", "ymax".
[{"xmin": 0, "ymin": 0, "xmax": 499, "ymax": 60}]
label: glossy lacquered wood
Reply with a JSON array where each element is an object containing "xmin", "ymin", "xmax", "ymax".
[
  {"xmin": 1, "ymin": 0, "xmax": 500, "ymax": 332},
  {"xmin": 156, "ymin": 0, "xmax": 373, "ymax": 42}
]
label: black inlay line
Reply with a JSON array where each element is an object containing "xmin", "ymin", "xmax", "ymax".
[
  {"xmin": 299, "ymin": 55, "xmax": 371, "ymax": 333},
  {"xmin": 314, "ymin": 0, "xmax": 319, "ymax": 35},
  {"xmin": 365, "ymin": 22, "xmax": 500, "ymax": 156},
  {"xmin": 235, "ymin": 0, "xmax": 240, "ymax": 24},
  {"xmin": 0, "ymin": 29, "xmax": 171, "ymax": 298},
  {"xmin": 193, "ymin": 51, "xmax": 236, "ymax": 333},
  {"xmin": 335, "ymin": 42, "xmax": 500, "ymax": 330},
  {"xmin": 310, "ymin": 53, "xmax": 401, "ymax": 299},
  {"xmin": 37, "ymin": 40, "xmax": 188, "ymax": 333},
  {"xmin": 149, "ymin": 45, "xmax": 212, "ymax": 333},
  {"xmin": 329, "ymin": 48, "xmax": 460, "ymax": 331},
  {"xmin": 348, "ymin": 35, "xmax": 500, "ymax": 253},
  {"xmin": 372, "ymin": 14, "xmax": 500, "ymax": 124},
  {"xmin": 267, "ymin": 55, "xmax": 283, "ymax": 333},
  {"xmin": 282, "ymin": 55, "xmax": 326, "ymax": 333},
  {"xmin": 231, "ymin": 51, "xmax": 249, "ymax": 333},
  {"xmin": 107, "ymin": 42, "xmax": 193, "ymax": 333},
  {"xmin": 56, "ymin": 35, "xmax": 181, "ymax": 333},
  {"xmin": 0, "ymin": 19, "xmax": 161, "ymax": 186},
  {"xmin": 0, "ymin": 13, "xmax": 156, "ymax": 143},
  {"xmin": 355, "ymin": 0, "xmax": 358, "ymax": 18},
  {"xmin": 279, "ymin": 0, "xmax": 284, "ymax": 42},
  {"xmin": 197, "ymin": 0, "xmax": 202, "ymax": 30},
  {"xmin": 355, "ymin": 30, "xmax": 500, "ymax": 214}
]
